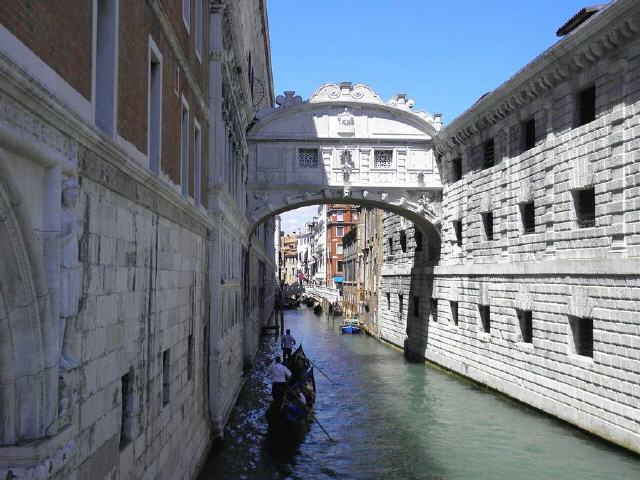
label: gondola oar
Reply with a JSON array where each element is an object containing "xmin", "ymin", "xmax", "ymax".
[
  {"xmin": 309, "ymin": 360, "xmax": 337, "ymax": 384},
  {"xmin": 286, "ymin": 388, "xmax": 335, "ymax": 442}
]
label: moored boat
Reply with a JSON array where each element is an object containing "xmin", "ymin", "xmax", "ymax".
[
  {"xmin": 340, "ymin": 318, "xmax": 362, "ymax": 334},
  {"xmin": 266, "ymin": 345, "xmax": 316, "ymax": 431}
]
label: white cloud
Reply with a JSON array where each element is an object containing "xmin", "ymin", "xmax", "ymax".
[{"xmin": 280, "ymin": 205, "xmax": 319, "ymax": 233}]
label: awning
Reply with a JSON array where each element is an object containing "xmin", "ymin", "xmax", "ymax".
[{"xmin": 333, "ymin": 276, "xmax": 344, "ymax": 283}]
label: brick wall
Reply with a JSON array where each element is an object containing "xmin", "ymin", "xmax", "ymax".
[
  {"xmin": 118, "ymin": 0, "xmax": 208, "ymax": 204},
  {"xmin": 0, "ymin": 0, "xmax": 93, "ymax": 99}
]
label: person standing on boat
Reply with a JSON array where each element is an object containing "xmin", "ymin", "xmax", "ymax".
[
  {"xmin": 269, "ymin": 356, "xmax": 291, "ymax": 406},
  {"xmin": 281, "ymin": 329, "xmax": 296, "ymax": 362}
]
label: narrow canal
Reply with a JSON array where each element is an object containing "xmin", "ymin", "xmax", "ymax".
[{"xmin": 198, "ymin": 307, "xmax": 640, "ymax": 480}]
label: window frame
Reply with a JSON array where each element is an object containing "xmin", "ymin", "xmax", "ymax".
[
  {"xmin": 520, "ymin": 201, "xmax": 535, "ymax": 234},
  {"xmin": 573, "ymin": 187, "xmax": 596, "ymax": 228},
  {"xmin": 453, "ymin": 220, "xmax": 462, "ymax": 248},
  {"xmin": 483, "ymin": 138, "xmax": 495, "ymax": 169},
  {"xmin": 568, "ymin": 316, "xmax": 593, "ymax": 358},
  {"xmin": 180, "ymin": 96, "xmax": 190, "ymax": 198},
  {"xmin": 148, "ymin": 37, "xmax": 163, "ymax": 175},
  {"xmin": 479, "ymin": 305, "xmax": 490, "ymax": 334},
  {"xmin": 451, "ymin": 157, "xmax": 462, "ymax": 182},
  {"xmin": 517, "ymin": 309, "xmax": 533, "ymax": 344},
  {"xmin": 521, "ymin": 117, "xmax": 536, "ymax": 152},
  {"xmin": 450, "ymin": 301, "xmax": 459, "ymax": 326},
  {"xmin": 481, "ymin": 212, "xmax": 494, "ymax": 241},
  {"xmin": 297, "ymin": 148, "xmax": 320, "ymax": 169},
  {"xmin": 576, "ymin": 84, "xmax": 596, "ymax": 127},
  {"xmin": 183, "ymin": 0, "xmax": 191, "ymax": 32},
  {"xmin": 373, "ymin": 149, "xmax": 394, "ymax": 169},
  {"xmin": 194, "ymin": 0, "xmax": 202, "ymax": 60},
  {"xmin": 193, "ymin": 119, "xmax": 202, "ymax": 206}
]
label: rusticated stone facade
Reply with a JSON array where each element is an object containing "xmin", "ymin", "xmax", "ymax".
[{"xmin": 378, "ymin": 0, "xmax": 640, "ymax": 454}]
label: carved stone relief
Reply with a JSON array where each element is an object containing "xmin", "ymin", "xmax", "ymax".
[
  {"xmin": 337, "ymin": 108, "xmax": 355, "ymax": 136},
  {"xmin": 59, "ymin": 178, "xmax": 82, "ymax": 371}
]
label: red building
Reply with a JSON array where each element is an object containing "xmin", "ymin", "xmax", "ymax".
[{"xmin": 326, "ymin": 204, "xmax": 358, "ymax": 287}]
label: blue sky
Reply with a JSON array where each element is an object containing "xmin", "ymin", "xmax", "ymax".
[{"xmin": 269, "ymin": 0, "xmax": 594, "ymax": 232}]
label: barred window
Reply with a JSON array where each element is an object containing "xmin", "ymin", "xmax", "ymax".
[
  {"xmin": 374, "ymin": 150, "xmax": 393, "ymax": 168},
  {"xmin": 298, "ymin": 149, "xmax": 318, "ymax": 168},
  {"xmin": 483, "ymin": 139, "xmax": 495, "ymax": 168},
  {"xmin": 574, "ymin": 188, "xmax": 595, "ymax": 228}
]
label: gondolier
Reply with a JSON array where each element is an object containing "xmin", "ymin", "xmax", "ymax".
[
  {"xmin": 266, "ymin": 346, "xmax": 318, "ymax": 435},
  {"xmin": 281, "ymin": 329, "xmax": 296, "ymax": 362},
  {"xmin": 269, "ymin": 356, "xmax": 291, "ymax": 406}
]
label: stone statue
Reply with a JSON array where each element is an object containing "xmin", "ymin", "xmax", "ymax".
[
  {"xmin": 341, "ymin": 149, "xmax": 354, "ymax": 182},
  {"xmin": 59, "ymin": 178, "xmax": 82, "ymax": 371},
  {"xmin": 337, "ymin": 107, "xmax": 354, "ymax": 127},
  {"xmin": 418, "ymin": 193, "xmax": 438, "ymax": 217}
]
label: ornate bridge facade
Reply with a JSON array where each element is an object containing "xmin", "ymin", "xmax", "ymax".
[{"xmin": 247, "ymin": 82, "xmax": 444, "ymax": 242}]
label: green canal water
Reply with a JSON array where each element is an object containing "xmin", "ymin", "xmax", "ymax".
[{"xmin": 198, "ymin": 307, "xmax": 640, "ymax": 479}]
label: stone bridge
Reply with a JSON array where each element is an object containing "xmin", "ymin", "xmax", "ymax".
[
  {"xmin": 303, "ymin": 286, "xmax": 341, "ymax": 305},
  {"xmin": 246, "ymin": 82, "xmax": 444, "ymax": 243}
]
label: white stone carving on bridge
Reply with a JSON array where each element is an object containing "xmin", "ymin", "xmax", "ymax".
[
  {"xmin": 248, "ymin": 83, "xmax": 443, "ymax": 236},
  {"xmin": 337, "ymin": 108, "xmax": 355, "ymax": 136}
]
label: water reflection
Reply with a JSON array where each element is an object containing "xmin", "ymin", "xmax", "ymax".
[{"xmin": 198, "ymin": 307, "xmax": 640, "ymax": 480}]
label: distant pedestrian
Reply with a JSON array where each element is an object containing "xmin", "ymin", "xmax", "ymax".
[
  {"xmin": 281, "ymin": 329, "xmax": 296, "ymax": 362},
  {"xmin": 269, "ymin": 355, "xmax": 291, "ymax": 406}
]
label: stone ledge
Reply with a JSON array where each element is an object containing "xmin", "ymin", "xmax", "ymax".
[
  {"xmin": 0, "ymin": 426, "xmax": 74, "ymax": 474},
  {"xmin": 427, "ymin": 257, "xmax": 640, "ymax": 277}
]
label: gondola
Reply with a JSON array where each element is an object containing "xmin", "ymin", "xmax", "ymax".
[{"xmin": 266, "ymin": 345, "xmax": 316, "ymax": 431}]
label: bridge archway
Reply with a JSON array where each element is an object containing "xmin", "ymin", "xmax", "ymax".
[{"xmin": 247, "ymin": 82, "xmax": 444, "ymax": 242}]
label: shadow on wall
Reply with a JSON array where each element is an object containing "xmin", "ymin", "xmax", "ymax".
[{"xmin": 403, "ymin": 217, "xmax": 439, "ymax": 362}]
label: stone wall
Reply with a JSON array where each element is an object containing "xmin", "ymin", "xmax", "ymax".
[
  {"xmin": 0, "ymin": 110, "xmax": 213, "ymax": 479},
  {"xmin": 72, "ymin": 168, "xmax": 211, "ymax": 480},
  {"xmin": 379, "ymin": 1, "xmax": 640, "ymax": 454},
  {"xmin": 0, "ymin": 1, "xmax": 276, "ymax": 478}
]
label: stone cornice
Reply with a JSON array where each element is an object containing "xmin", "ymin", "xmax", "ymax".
[
  {"xmin": 381, "ymin": 257, "xmax": 640, "ymax": 277},
  {"xmin": 149, "ymin": 0, "xmax": 209, "ymax": 117},
  {"xmin": 435, "ymin": 0, "xmax": 640, "ymax": 156},
  {"xmin": 249, "ymin": 97, "xmax": 440, "ymax": 139}
]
